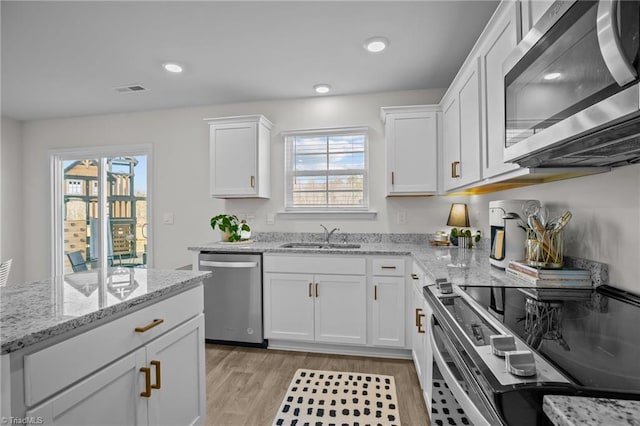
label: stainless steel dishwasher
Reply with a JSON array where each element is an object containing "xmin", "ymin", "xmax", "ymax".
[{"xmin": 198, "ymin": 252, "xmax": 265, "ymax": 347}]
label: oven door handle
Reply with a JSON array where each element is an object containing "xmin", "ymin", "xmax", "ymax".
[
  {"xmin": 597, "ymin": 0, "xmax": 638, "ymax": 86},
  {"xmin": 430, "ymin": 328, "xmax": 493, "ymax": 426}
]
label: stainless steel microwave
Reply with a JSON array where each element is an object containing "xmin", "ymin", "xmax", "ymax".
[{"xmin": 503, "ymin": 0, "xmax": 640, "ymax": 168}]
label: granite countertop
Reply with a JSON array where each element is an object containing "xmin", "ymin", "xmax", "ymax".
[
  {"xmin": 188, "ymin": 232, "xmax": 606, "ymax": 290},
  {"xmin": 0, "ymin": 268, "xmax": 211, "ymax": 354},
  {"xmin": 544, "ymin": 395, "xmax": 640, "ymax": 426}
]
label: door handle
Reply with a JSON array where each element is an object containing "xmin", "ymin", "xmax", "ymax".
[
  {"xmin": 150, "ymin": 360, "xmax": 161, "ymax": 390},
  {"xmin": 380, "ymin": 266, "xmax": 396, "ymax": 270},
  {"xmin": 597, "ymin": 0, "xmax": 637, "ymax": 86},
  {"xmin": 315, "ymin": 283, "xmax": 319, "ymax": 298},
  {"xmin": 374, "ymin": 285, "xmax": 378, "ymax": 301},
  {"xmin": 415, "ymin": 308, "xmax": 426, "ymax": 333},
  {"xmin": 250, "ymin": 175, "xmax": 255, "ymax": 188},
  {"xmin": 140, "ymin": 367, "xmax": 152, "ymax": 397},
  {"xmin": 308, "ymin": 282, "xmax": 312, "ymax": 298},
  {"xmin": 411, "ymin": 273, "xmax": 419, "ymax": 280},
  {"xmin": 135, "ymin": 318, "xmax": 164, "ymax": 333},
  {"xmin": 391, "ymin": 171, "xmax": 395, "ymax": 185},
  {"xmin": 199, "ymin": 260, "xmax": 258, "ymax": 268},
  {"xmin": 451, "ymin": 161, "xmax": 460, "ymax": 178}
]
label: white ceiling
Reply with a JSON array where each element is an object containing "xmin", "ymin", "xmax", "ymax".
[{"xmin": 1, "ymin": 1, "xmax": 499, "ymax": 121}]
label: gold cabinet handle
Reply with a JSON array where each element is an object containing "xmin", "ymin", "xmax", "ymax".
[
  {"xmin": 415, "ymin": 308, "xmax": 426, "ymax": 333},
  {"xmin": 451, "ymin": 161, "xmax": 460, "ymax": 178},
  {"xmin": 308, "ymin": 282, "xmax": 312, "ymax": 298},
  {"xmin": 315, "ymin": 283, "xmax": 319, "ymax": 298},
  {"xmin": 140, "ymin": 367, "xmax": 152, "ymax": 397},
  {"xmin": 250, "ymin": 175, "xmax": 255, "ymax": 188},
  {"xmin": 411, "ymin": 273, "xmax": 419, "ymax": 280},
  {"xmin": 135, "ymin": 318, "xmax": 164, "ymax": 333},
  {"xmin": 391, "ymin": 171, "xmax": 395, "ymax": 185},
  {"xmin": 381, "ymin": 266, "xmax": 396, "ymax": 270},
  {"xmin": 150, "ymin": 360, "xmax": 161, "ymax": 390},
  {"xmin": 374, "ymin": 285, "xmax": 378, "ymax": 301}
]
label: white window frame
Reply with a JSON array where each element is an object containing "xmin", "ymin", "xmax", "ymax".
[
  {"xmin": 283, "ymin": 126, "xmax": 372, "ymax": 216},
  {"xmin": 50, "ymin": 144, "xmax": 153, "ymax": 276}
]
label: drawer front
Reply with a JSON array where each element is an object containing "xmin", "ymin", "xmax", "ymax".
[
  {"xmin": 264, "ymin": 255, "xmax": 366, "ymax": 275},
  {"xmin": 24, "ymin": 285, "xmax": 203, "ymax": 407},
  {"xmin": 372, "ymin": 258, "xmax": 405, "ymax": 276}
]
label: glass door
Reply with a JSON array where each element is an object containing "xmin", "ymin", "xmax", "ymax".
[{"xmin": 53, "ymin": 147, "xmax": 150, "ymax": 275}]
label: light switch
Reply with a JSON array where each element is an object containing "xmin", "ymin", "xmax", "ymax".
[{"xmin": 163, "ymin": 213, "xmax": 174, "ymax": 225}]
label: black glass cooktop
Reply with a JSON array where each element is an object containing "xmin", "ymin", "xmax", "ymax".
[{"xmin": 458, "ymin": 284, "xmax": 640, "ymax": 393}]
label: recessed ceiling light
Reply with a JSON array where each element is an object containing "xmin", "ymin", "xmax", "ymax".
[
  {"xmin": 363, "ymin": 37, "xmax": 389, "ymax": 53},
  {"xmin": 314, "ymin": 84, "xmax": 331, "ymax": 94},
  {"xmin": 163, "ymin": 62, "xmax": 183, "ymax": 73},
  {"xmin": 543, "ymin": 72, "xmax": 562, "ymax": 81}
]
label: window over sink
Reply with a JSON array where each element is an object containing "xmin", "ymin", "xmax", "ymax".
[{"xmin": 283, "ymin": 127, "xmax": 369, "ymax": 212}]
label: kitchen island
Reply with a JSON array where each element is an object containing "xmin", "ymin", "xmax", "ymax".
[{"xmin": 0, "ymin": 268, "xmax": 211, "ymax": 425}]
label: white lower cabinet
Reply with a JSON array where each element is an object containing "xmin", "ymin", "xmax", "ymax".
[
  {"xmin": 27, "ymin": 314, "xmax": 205, "ymax": 426},
  {"xmin": 20, "ymin": 286, "xmax": 206, "ymax": 425},
  {"xmin": 264, "ymin": 269, "xmax": 367, "ymax": 345},
  {"xmin": 264, "ymin": 254, "xmax": 409, "ymax": 350},
  {"xmin": 27, "ymin": 350, "xmax": 148, "ymax": 425},
  {"xmin": 411, "ymin": 262, "xmax": 433, "ymax": 413},
  {"xmin": 371, "ymin": 257, "xmax": 406, "ymax": 348}
]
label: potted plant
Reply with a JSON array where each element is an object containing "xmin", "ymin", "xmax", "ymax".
[
  {"xmin": 450, "ymin": 228, "xmax": 481, "ymax": 248},
  {"xmin": 210, "ymin": 214, "xmax": 251, "ymax": 242},
  {"xmin": 449, "ymin": 228, "xmax": 459, "ymax": 246}
]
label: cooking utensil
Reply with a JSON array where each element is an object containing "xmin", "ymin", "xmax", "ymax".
[
  {"xmin": 553, "ymin": 211, "xmax": 572, "ymax": 233},
  {"xmin": 522, "ymin": 200, "xmax": 541, "ymax": 218}
]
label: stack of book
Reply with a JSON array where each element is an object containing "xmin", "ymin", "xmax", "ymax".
[{"xmin": 506, "ymin": 260, "xmax": 592, "ymax": 288}]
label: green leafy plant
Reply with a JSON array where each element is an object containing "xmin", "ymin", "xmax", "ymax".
[
  {"xmin": 449, "ymin": 228, "xmax": 459, "ymax": 238},
  {"xmin": 210, "ymin": 214, "xmax": 250, "ymax": 242}
]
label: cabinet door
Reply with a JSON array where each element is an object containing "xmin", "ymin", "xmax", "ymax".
[
  {"xmin": 386, "ymin": 112, "xmax": 438, "ymax": 195},
  {"xmin": 481, "ymin": 2, "xmax": 520, "ymax": 178},
  {"xmin": 442, "ymin": 96, "xmax": 460, "ymax": 191},
  {"xmin": 411, "ymin": 283, "xmax": 426, "ymax": 389},
  {"xmin": 146, "ymin": 314, "xmax": 206, "ymax": 426},
  {"xmin": 422, "ymin": 298, "xmax": 434, "ymax": 413},
  {"xmin": 521, "ymin": 0, "xmax": 554, "ymax": 36},
  {"xmin": 209, "ymin": 121, "xmax": 258, "ymax": 197},
  {"xmin": 27, "ymin": 349, "xmax": 147, "ymax": 425},
  {"xmin": 371, "ymin": 276, "xmax": 405, "ymax": 347},
  {"xmin": 314, "ymin": 275, "xmax": 367, "ymax": 345},
  {"xmin": 263, "ymin": 273, "xmax": 315, "ymax": 341},
  {"xmin": 457, "ymin": 60, "xmax": 483, "ymax": 188}
]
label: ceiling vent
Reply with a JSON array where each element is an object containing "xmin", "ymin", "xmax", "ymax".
[{"xmin": 114, "ymin": 84, "xmax": 147, "ymax": 93}]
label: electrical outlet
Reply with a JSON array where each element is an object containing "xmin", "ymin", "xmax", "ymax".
[
  {"xmin": 397, "ymin": 211, "xmax": 407, "ymax": 225},
  {"xmin": 267, "ymin": 213, "xmax": 275, "ymax": 225}
]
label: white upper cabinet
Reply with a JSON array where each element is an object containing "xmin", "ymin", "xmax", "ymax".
[
  {"xmin": 381, "ymin": 106, "xmax": 439, "ymax": 196},
  {"xmin": 520, "ymin": 0, "xmax": 554, "ymax": 37},
  {"xmin": 442, "ymin": 60, "xmax": 483, "ymax": 192},
  {"xmin": 479, "ymin": 1, "xmax": 521, "ymax": 178},
  {"xmin": 206, "ymin": 115, "xmax": 272, "ymax": 198}
]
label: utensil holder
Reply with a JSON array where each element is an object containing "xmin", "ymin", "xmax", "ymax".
[{"xmin": 525, "ymin": 228, "xmax": 563, "ymax": 268}]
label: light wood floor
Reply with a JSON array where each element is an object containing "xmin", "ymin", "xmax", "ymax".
[{"xmin": 204, "ymin": 343, "xmax": 430, "ymax": 426}]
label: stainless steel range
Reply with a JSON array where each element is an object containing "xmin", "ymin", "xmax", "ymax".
[{"xmin": 423, "ymin": 283, "xmax": 640, "ymax": 425}]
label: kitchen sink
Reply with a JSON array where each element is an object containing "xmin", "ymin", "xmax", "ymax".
[{"xmin": 279, "ymin": 242, "xmax": 361, "ymax": 249}]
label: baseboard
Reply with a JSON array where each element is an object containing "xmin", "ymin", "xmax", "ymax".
[{"xmin": 267, "ymin": 339, "xmax": 412, "ymax": 360}]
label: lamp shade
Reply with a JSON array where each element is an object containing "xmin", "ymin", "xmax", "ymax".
[{"xmin": 447, "ymin": 203, "xmax": 470, "ymax": 227}]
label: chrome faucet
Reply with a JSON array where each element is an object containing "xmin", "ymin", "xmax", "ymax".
[{"xmin": 320, "ymin": 224, "xmax": 340, "ymax": 245}]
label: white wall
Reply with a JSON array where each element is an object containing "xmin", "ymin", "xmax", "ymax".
[
  {"xmin": 20, "ymin": 89, "xmax": 469, "ymax": 281},
  {"xmin": 470, "ymin": 164, "xmax": 640, "ymax": 294},
  {"xmin": 1, "ymin": 117, "xmax": 25, "ymax": 284},
  {"xmin": 10, "ymin": 89, "xmax": 640, "ymax": 295}
]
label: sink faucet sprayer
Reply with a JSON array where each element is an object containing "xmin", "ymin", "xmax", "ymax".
[{"xmin": 320, "ymin": 224, "xmax": 340, "ymax": 244}]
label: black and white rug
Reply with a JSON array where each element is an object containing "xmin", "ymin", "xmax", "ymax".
[
  {"xmin": 430, "ymin": 379, "xmax": 470, "ymax": 426},
  {"xmin": 273, "ymin": 369, "xmax": 401, "ymax": 426}
]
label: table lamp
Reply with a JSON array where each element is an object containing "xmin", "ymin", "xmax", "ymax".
[{"xmin": 447, "ymin": 203, "xmax": 470, "ymax": 228}]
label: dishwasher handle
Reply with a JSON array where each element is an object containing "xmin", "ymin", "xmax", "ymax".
[{"xmin": 199, "ymin": 260, "xmax": 258, "ymax": 269}]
